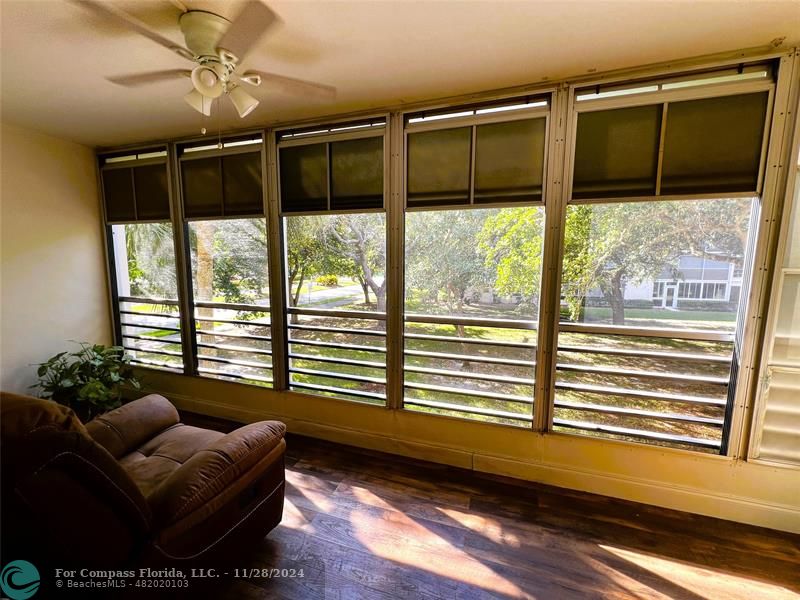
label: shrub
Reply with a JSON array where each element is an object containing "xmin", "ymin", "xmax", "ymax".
[{"xmin": 317, "ymin": 274, "xmax": 338, "ymax": 287}]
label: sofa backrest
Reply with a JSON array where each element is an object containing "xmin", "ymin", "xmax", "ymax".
[{"xmin": 0, "ymin": 392, "xmax": 152, "ymax": 567}]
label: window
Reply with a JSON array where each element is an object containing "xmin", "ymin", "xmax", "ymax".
[
  {"xmin": 702, "ymin": 283, "xmax": 727, "ymax": 300},
  {"xmin": 279, "ymin": 124, "xmax": 387, "ymax": 403},
  {"xmin": 407, "ymin": 128, "xmax": 472, "ymax": 206},
  {"xmin": 661, "ymin": 93, "xmax": 768, "ymax": 194},
  {"xmin": 678, "ymin": 282, "xmax": 702, "ymax": 299},
  {"xmin": 102, "ymin": 150, "xmax": 170, "ymax": 222},
  {"xmin": 110, "ymin": 222, "xmax": 183, "ymax": 371},
  {"xmin": 180, "ymin": 140, "xmax": 263, "ymax": 218},
  {"xmin": 283, "ymin": 214, "xmax": 387, "ymax": 403},
  {"xmin": 188, "ymin": 218, "xmax": 272, "ymax": 385},
  {"xmin": 97, "ymin": 57, "xmax": 781, "ymax": 460},
  {"xmin": 101, "ymin": 149, "xmax": 183, "ymax": 372},
  {"xmin": 403, "ymin": 100, "xmax": 548, "ymax": 425},
  {"xmin": 180, "ymin": 136, "xmax": 271, "ymax": 386},
  {"xmin": 403, "ymin": 206, "xmax": 543, "ymax": 426},
  {"xmin": 555, "ymin": 198, "xmax": 755, "ymax": 452},
  {"xmin": 474, "ymin": 119, "xmax": 546, "ymax": 204}
]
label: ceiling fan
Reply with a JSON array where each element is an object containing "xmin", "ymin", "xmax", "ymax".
[{"xmin": 74, "ymin": 0, "xmax": 336, "ymax": 118}]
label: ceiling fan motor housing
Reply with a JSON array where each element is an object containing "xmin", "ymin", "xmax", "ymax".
[{"xmin": 179, "ymin": 10, "xmax": 231, "ymax": 59}]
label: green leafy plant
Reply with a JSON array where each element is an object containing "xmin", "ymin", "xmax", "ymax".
[{"xmin": 31, "ymin": 343, "xmax": 140, "ymax": 421}]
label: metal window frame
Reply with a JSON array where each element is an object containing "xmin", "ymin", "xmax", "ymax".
[
  {"xmin": 172, "ymin": 133, "xmax": 270, "ymax": 380},
  {"xmin": 741, "ymin": 49, "xmax": 800, "ymax": 463},
  {"xmin": 276, "ymin": 114, "xmax": 391, "ymax": 405},
  {"xmin": 545, "ymin": 51, "xmax": 797, "ymax": 456}
]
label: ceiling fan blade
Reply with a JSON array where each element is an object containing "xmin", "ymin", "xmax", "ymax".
[
  {"xmin": 244, "ymin": 71, "xmax": 336, "ymax": 99},
  {"xmin": 71, "ymin": 0, "xmax": 195, "ymax": 60},
  {"xmin": 217, "ymin": 1, "xmax": 280, "ymax": 62},
  {"xmin": 107, "ymin": 70, "xmax": 192, "ymax": 87}
]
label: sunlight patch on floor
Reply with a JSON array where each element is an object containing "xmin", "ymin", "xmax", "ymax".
[
  {"xmin": 350, "ymin": 509, "xmax": 531, "ymax": 598},
  {"xmin": 282, "ymin": 497, "xmax": 317, "ymax": 531},
  {"xmin": 598, "ymin": 545, "xmax": 800, "ymax": 600},
  {"xmin": 435, "ymin": 506, "xmax": 521, "ymax": 547}
]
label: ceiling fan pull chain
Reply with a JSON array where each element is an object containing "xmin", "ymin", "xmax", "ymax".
[{"xmin": 217, "ymin": 97, "xmax": 223, "ymax": 149}]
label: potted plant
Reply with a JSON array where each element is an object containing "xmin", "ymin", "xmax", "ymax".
[{"xmin": 31, "ymin": 342, "xmax": 141, "ymax": 421}]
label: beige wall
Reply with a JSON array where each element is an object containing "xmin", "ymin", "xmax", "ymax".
[{"xmin": 0, "ymin": 122, "xmax": 111, "ymax": 393}]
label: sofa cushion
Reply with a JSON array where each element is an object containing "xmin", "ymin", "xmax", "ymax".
[
  {"xmin": 119, "ymin": 424, "xmax": 224, "ymax": 498},
  {"xmin": 86, "ymin": 394, "xmax": 180, "ymax": 459},
  {"xmin": 148, "ymin": 421, "xmax": 286, "ymax": 525}
]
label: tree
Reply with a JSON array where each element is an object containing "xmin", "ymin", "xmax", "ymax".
[
  {"xmin": 560, "ymin": 199, "xmax": 752, "ymax": 324},
  {"xmin": 125, "ymin": 222, "xmax": 176, "ymax": 299},
  {"xmin": 285, "ymin": 216, "xmax": 325, "ymax": 309},
  {"xmin": 211, "ymin": 219, "xmax": 269, "ymax": 304},
  {"xmin": 405, "ymin": 210, "xmax": 492, "ymax": 345},
  {"xmin": 478, "ymin": 207, "xmax": 545, "ymax": 315},
  {"xmin": 191, "ymin": 221, "xmax": 217, "ymax": 320},
  {"xmin": 323, "ymin": 214, "xmax": 387, "ymax": 311}
]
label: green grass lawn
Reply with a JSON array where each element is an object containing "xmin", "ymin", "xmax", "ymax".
[{"xmin": 581, "ymin": 306, "xmax": 736, "ymax": 323}]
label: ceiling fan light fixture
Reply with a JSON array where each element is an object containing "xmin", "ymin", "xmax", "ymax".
[
  {"xmin": 240, "ymin": 72, "xmax": 262, "ymax": 86},
  {"xmin": 184, "ymin": 89, "xmax": 212, "ymax": 116},
  {"xmin": 228, "ymin": 85, "xmax": 259, "ymax": 118},
  {"xmin": 190, "ymin": 65, "xmax": 223, "ymax": 98},
  {"xmin": 218, "ymin": 49, "xmax": 238, "ymax": 65}
]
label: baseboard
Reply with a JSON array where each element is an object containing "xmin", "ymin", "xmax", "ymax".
[{"xmin": 164, "ymin": 391, "xmax": 800, "ymax": 534}]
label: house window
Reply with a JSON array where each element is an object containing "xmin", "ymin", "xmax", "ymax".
[
  {"xmin": 110, "ymin": 223, "xmax": 183, "ymax": 371},
  {"xmin": 404, "ymin": 206, "xmax": 543, "ymax": 425},
  {"xmin": 406, "ymin": 97, "xmax": 548, "ymax": 208},
  {"xmin": 702, "ymin": 282, "xmax": 727, "ymax": 300},
  {"xmin": 179, "ymin": 136, "xmax": 271, "ymax": 385},
  {"xmin": 187, "ymin": 218, "xmax": 272, "ymax": 385},
  {"xmin": 555, "ymin": 197, "xmax": 755, "ymax": 452},
  {"xmin": 100, "ymin": 148, "xmax": 184, "ymax": 372},
  {"xmin": 572, "ymin": 87, "xmax": 769, "ymax": 199},
  {"xmin": 678, "ymin": 282, "xmax": 702, "ymax": 299},
  {"xmin": 652, "ymin": 282, "xmax": 666, "ymax": 298},
  {"xmin": 403, "ymin": 98, "xmax": 548, "ymax": 425},
  {"xmin": 278, "ymin": 123, "xmax": 387, "ymax": 404},
  {"xmin": 282, "ymin": 213, "xmax": 387, "ymax": 403}
]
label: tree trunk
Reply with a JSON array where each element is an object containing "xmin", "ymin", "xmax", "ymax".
[
  {"xmin": 358, "ymin": 277, "xmax": 371, "ymax": 306},
  {"xmin": 607, "ymin": 270, "xmax": 626, "ymax": 325},
  {"xmin": 194, "ymin": 221, "xmax": 217, "ymax": 356},
  {"xmin": 376, "ymin": 289, "xmax": 386, "ymax": 313},
  {"xmin": 289, "ymin": 267, "xmax": 306, "ymax": 325}
]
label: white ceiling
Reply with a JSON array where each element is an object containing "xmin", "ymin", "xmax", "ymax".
[{"xmin": 1, "ymin": 0, "xmax": 798, "ymax": 148}]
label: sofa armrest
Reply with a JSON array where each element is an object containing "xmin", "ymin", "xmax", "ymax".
[
  {"xmin": 86, "ymin": 394, "xmax": 180, "ymax": 459},
  {"xmin": 148, "ymin": 421, "xmax": 286, "ymax": 525}
]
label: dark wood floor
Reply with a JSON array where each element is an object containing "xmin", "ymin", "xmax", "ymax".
[{"xmin": 186, "ymin": 416, "xmax": 800, "ymax": 599}]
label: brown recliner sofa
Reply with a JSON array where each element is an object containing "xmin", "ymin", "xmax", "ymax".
[{"xmin": 1, "ymin": 391, "xmax": 286, "ymax": 570}]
